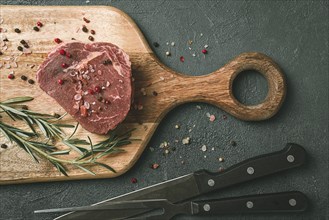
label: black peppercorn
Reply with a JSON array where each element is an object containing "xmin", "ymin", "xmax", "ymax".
[
  {"xmin": 0, "ymin": 51, "xmax": 3, "ymax": 55},
  {"xmin": 1, "ymin": 144, "xmax": 8, "ymax": 149},
  {"xmin": 103, "ymin": 59, "xmax": 112, "ymax": 65},
  {"xmin": 152, "ymin": 91, "xmax": 158, "ymax": 96},
  {"xmin": 88, "ymin": 36, "xmax": 94, "ymax": 41},
  {"xmin": 82, "ymin": 25, "xmax": 88, "ymax": 33},
  {"xmin": 28, "ymin": 79, "xmax": 35, "ymax": 84},
  {"xmin": 17, "ymin": 46, "xmax": 23, "ymax": 51},
  {"xmin": 230, "ymin": 141, "xmax": 237, "ymax": 147},
  {"xmin": 33, "ymin": 26, "xmax": 40, "ymax": 31},
  {"xmin": 20, "ymin": 75, "xmax": 28, "ymax": 81},
  {"xmin": 53, "ymin": 113, "xmax": 61, "ymax": 118},
  {"xmin": 20, "ymin": 40, "xmax": 26, "ymax": 44},
  {"xmin": 14, "ymin": 28, "xmax": 21, "ymax": 33},
  {"xmin": 153, "ymin": 42, "xmax": 159, "ymax": 47}
]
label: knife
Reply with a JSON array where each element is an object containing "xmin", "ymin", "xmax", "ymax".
[
  {"xmin": 54, "ymin": 143, "xmax": 306, "ymax": 220},
  {"xmin": 37, "ymin": 191, "xmax": 308, "ymax": 220}
]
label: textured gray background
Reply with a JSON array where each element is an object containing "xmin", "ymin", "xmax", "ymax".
[{"xmin": 0, "ymin": 0, "xmax": 328, "ymax": 220}]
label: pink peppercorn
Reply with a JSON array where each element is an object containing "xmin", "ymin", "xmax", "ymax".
[
  {"xmin": 37, "ymin": 21, "xmax": 43, "ymax": 27},
  {"xmin": 94, "ymin": 86, "xmax": 101, "ymax": 93},
  {"xmin": 61, "ymin": 63, "xmax": 68, "ymax": 68},
  {"xmin": 54, "ymin": 38, "xmax": 61, "ymax": 44},
  {"xmin": 88, "ymin": 89, "xmax": 94, "ymax": 95},
  {"xmin": 8, "ymin": 74, "xmax": 15, "ymax": 79},
  {"xmin": 59, "ymin": 49, "xmax": 66, "ymax": 55},
  {"xmin": 58, "ymin": 79, "xmax": 64, "ymax": 85},
  {"xmin": 202, "ymin": 49, "xmax": 208, "ymax": 54},
  {"xmin": 131, "ymin": 178, "xmax": 137, "ymax": 184}
]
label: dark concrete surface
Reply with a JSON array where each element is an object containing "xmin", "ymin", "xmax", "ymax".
[{"xmin": 0, "ymin": 0, "xmax": 328, "ymax": 220}]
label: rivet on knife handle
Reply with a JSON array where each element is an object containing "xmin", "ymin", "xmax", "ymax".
[
  {"xmin": 195, "ymin": 191, "xmax": 308, "ymax": 215},
  {"xmin": 194, "ymin": 143, "xmax": 306, "ymax": 194}
]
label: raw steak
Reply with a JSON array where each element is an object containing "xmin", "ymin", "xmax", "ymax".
[{"xmin": 37, "ymin": 42, "xmax": 132, "ymax": 134}]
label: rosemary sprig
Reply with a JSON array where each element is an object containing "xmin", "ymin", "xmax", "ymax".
[{"xmin": 0, "ymin": 97, "xmax": 133, "ymax": 176}]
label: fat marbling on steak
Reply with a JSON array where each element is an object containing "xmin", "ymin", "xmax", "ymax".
[{"xmin": 37, "ymin": 42, "xmax": 132, "ymax": 134}]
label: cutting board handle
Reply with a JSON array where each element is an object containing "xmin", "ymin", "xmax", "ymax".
[{"xmin": 171, "ymin": 52, "xmax": 286, "ymax": 121}]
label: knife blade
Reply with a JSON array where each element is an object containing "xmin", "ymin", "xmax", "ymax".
[{"xmin": 55, "ymin": 143, "xmax": 306, "ymax": 220}]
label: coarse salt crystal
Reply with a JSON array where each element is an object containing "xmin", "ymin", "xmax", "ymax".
[
  {"xmin": 201, "ymin": 145, "xmax": 207, "ymax": 152},
  {"xmin": 182, "ymin": 137, "xmax": 190, "ymax": 145},
  {"xmin": 102, "ymin": 86, "xmax": 105, "ymax": 90},
  {"xmin": 106, "ymin": 81, "xmax": 110, "ymax": 87},
  {"xmin": 206, "ymin": 112, "xmax": 211, "ymax": 117},
  {"xmin": 84, "ymin": 101, "xmax": 90, "ymax": 109},
  {"xmin": 119, "ymin": 79, "xmax": 123, "ymax": 83},
  {"xmin": 204, "ymin": 44, "xmax": 209, "ymax": 48},
  {"xmin": 171, "ymin": 42, "xmax": 175, "ymax": 46},
  {"xmin": 97, "ymin": 70, "xmax": 102, "ymax": 75},
  {"xmin": 209, "ymin": 115, "xmax": 216, "ymax": 122},
  {"xmin": 74, "ymin": 94, "xmax": 82, "ymax": 100}
]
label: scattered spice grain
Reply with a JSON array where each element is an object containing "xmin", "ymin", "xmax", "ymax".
[
  {"xmin": 82, "ymin": 25, "xmax": 88, "ymax": 33},
  {"xmin": 28, "ymin": 79, "xmax": 35, "ymax": 84},
  {"xmin": 153, "ymin": 42, "xmax": 159, "ymax": 47},
  {"xmin": 131, "ymin": 177, "xmax": 137, "ymax": 184},
  {"xmin": 1, "ymin": 144, "xmax": 8, "ymax": 149},
  {"xmin": 20, "ymin": 75, "xmax": 27, "ymax": 81}
]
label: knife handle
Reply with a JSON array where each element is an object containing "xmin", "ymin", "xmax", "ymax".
[
  {"xmin": 195, "ymin": 191, "xmax": 308, "ymax": 215},
  {"xmin": 194, "ymin": 143, "xmax": 306, "ymax": 194}
]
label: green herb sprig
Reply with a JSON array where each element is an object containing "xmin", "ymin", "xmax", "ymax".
[{"xmin": 0, "ymin": 97, "xmax": 133, "ymax": 176}]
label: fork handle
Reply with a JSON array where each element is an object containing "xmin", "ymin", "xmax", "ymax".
[{"xmin": 195, "ymin": 191, "xmax": 308, "ymax": 215}]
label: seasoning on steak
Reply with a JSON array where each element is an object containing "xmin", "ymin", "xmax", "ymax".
[{"xmin": 36, "ymin": 42, "xmax": 132, "ymax": 134}]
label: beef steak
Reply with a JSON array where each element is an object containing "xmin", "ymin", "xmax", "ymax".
[{"xmin": 37, "ymin": 42, "xmax": 132, "ymax": 134}]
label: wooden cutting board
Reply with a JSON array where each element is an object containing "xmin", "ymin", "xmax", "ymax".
[{"xmin": 0, "ymin": 6, "xmax": 286, "ymax": 184}]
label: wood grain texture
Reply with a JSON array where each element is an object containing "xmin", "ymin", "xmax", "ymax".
[{"xmin": 0, "ymin": 6, "xmax": 286, "ymax": 184}]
